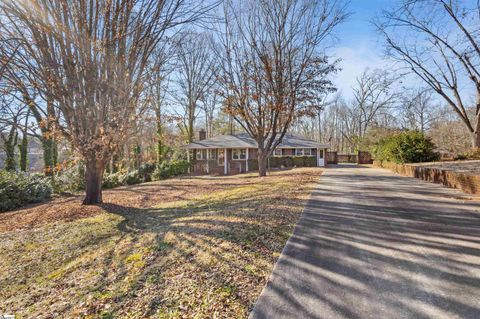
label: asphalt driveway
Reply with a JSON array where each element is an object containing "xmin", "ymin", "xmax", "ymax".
[{"xmin": 250, "ymin": 165, "xmax": 480, "ymax": 319}]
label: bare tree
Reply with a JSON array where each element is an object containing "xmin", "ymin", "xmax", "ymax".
[
  {"xmin": 218, "ymin": 0, "xmax": 347, "ymax": 176},
  {"xmin": 0, "ymin": 0, "xmax": 214, "ymax": 204},
  {"xmin": 172, "ymin": 32, "xmax": 219, "ymax": 143},
  {"xmin": 377, "ymin": 0, "xmax": 480, "ymax": 148},
  {"xmin": 400, "ymin": 88, "xmax": 439, "ymax": 132},
  {"xmin": 352, "ymin": 69, "xmax": 398, "ymax": 139}
]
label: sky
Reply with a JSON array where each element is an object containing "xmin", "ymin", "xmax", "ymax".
[{"xmin": 331, "ymin": 0, "xmax": 394, "ymax": 98}]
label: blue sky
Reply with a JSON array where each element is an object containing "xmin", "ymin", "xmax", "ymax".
[{"xmin": 332, "ymin": 0, "xmax": 394, "ymax": 97}]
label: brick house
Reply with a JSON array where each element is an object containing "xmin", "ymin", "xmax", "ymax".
[{"xmin": 182, "ymin": 130, "xmax": 329, "ymax": 175}]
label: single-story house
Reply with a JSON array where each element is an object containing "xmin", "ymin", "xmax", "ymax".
[{"xmin": 182, "ymin": 130, "xmax": 329, "ymax": 175}]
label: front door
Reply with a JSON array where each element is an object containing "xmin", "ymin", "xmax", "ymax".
[{"xmin": 318, "ymin": 149, "xmax": 325, "ymax": 167}]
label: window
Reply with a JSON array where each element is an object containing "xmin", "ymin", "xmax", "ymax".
[
  {"xmin": 319, "ymin": 149, "xmax": 324, "ymax": 159},
  {"xmin": 295, "ymin": 148, "xmax": 313, "ymax": 156},
  {"xmin": 232, "ymin": 149, "xmax": 246, "ymax": 160},
  {"xmin": 274, "ymin": 148, "xmax": 283, "ymax": 156},
  {"xmin": 208, "ymin": 149, "xmax": 217, "ymax": 160},
  {"xmin": 196, "ymin": 149, "xmax": 207, "ymax": 160}
]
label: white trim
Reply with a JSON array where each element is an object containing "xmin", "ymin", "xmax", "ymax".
[
  {"xmin": 231, "ymin": 148, "xmax": 247, "ymax": 160},
  {"xmin": 206, "ymin": 148, "xmax": 210, "ymax": 174},
  {"xmin": 224, "ymin": 148, "xmax": 228, "ymax": 175}
]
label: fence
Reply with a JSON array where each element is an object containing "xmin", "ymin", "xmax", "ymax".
[{"xmin": 327, "ymin": 151, "xmax": 373, "ymax": 165}]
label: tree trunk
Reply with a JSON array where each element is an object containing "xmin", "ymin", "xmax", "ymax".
[
  {"xmin": 258, "ymin": 149, "xmax": 268, "ymax": 177},
  {"xmin": 83, "ymin": 158, "xmax": 105, "ymax": 205},
  {"xmin": 42, "ymin": 138, "xmax": 57, "ymax": 175},
  {"xmin": 19, "ymin": 133, "xmax": 28, "ymax": 172},
  {"xmin": 473, "ymin": 131, "xmax": 480, "ymax": 149}
]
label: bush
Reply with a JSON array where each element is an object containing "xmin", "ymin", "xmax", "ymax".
[
  {"xmin": 137, "ymin": 162, "xmax": 156, "ymax": 182},
  {"xmin": 373, "ymin": 131, "xmax": 440, "ymax": 164},
  {"xmin": 0, "ymin": 170, "xmax": 52, "ymax": 212},
  {"xmin": 123, "ymin": 170, "xmax": 144, "ymax": 185},
  {"xmin": 52, "ymin": 164, "xmax": 85, "ymax": 193},
  {"xmin": 152, "ymin": 160, "xmax": 189, "ymax": 180},
  {"xmin": 102, "ymin": 171, "xmax": 125, "ymax": 189}
]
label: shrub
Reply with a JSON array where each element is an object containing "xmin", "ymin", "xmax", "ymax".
[
  {"xmin": 137, "ymin": 162, "xmax": 156, "ymax": 182},
  {"xmin": 102, "ymin": 171, "xmax": 125, "ymax": 189},
  {"xmin": 52, "ymin": 164, "xmax": 85, "ymax": 193},
  {"xmin": 292, "ymin": 156, "xmax": 305, "ymax": 167},
  {"xmin": 123, "ymin": 170, "xmax": 143, "ymax": 185},
  {"xmin": 304, "ymin": 156, "xmax": 317, "ymax": 167},
  {"xmin": 0, "ymin": 170, "xmax": 52, "ymax": 212},
  {"xmin": 152, "ymin": 160, "xmax": 189, "ymax": 180},
  {"xmin": 373, "ymin": 131, "xmax": 440, "ymax": 164},
  {"xmin": 247, "ymin": 159, "xmax": 259, "ymax": 171}
]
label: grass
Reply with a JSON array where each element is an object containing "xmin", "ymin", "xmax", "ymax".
[{"xmin": 0, "ymin": 168, "xmax": 321, "ymax": 318}]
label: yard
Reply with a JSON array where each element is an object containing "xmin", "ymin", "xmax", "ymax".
[{"xmin": 0, "ymin": 167, "xmax": 321, "ymax": 319}]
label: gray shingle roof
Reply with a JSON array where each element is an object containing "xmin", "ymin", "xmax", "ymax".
[{"xmin": 182, "ymin": 133, "xmax": 329, "ymax": 149}]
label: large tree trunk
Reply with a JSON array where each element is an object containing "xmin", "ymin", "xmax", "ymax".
[
  {"xmin": 19, "ymin": 133, "xmax": 28, "ymax": 172},
  {"xmin": 83, "ymin": 158, "xmax": 105, "ymax": 205},
  {"xmin": 258, "ymin": 149, "xmax": 268, "ymax": 177},
  {"xmin": 42, "ymin": 137, "xmax": 58, "ymax": 175},
  {"xmin": 473, "ymin": 130, "xmax": 480, "ymax": 149}
]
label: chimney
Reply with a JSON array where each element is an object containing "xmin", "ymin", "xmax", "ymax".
[{"xmin": 199, "ymin": 129, "xmax": 206, "ymax": 141}]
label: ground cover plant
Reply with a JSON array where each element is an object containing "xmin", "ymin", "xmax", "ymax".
[{"xmin": 0, "ymin": 167, "xmax": 321, "ymax": 318}]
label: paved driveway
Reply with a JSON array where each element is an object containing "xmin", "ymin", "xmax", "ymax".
[{"xmin": 250, "ymin": 165, "xmax": 480, "ymax": 319}]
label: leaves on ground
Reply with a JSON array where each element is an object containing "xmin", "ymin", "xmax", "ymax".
[{"xmin": 0, "ymin": 168, "xmax": 321, "ymax": 318}]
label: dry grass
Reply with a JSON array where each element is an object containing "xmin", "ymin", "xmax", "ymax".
[{"xmin": 0, "ymin": 167, "xmax": 321, "ymax": 319}]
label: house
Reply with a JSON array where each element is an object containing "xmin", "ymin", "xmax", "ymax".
[{"xmin": 182, "ymin": 130, "xmax": 329, "ymax": 175}]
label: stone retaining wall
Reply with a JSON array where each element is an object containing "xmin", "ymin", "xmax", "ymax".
[{"xmin": 373, "ymin": 161, "xmax": 480, "ymax": 195}]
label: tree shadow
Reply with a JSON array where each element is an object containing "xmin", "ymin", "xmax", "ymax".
[{"xmin": 250, "ymin": 167, "xmax": 480, "ymax": 319}]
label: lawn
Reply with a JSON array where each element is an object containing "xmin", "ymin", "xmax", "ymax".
[{"xmin": 0, "ymin": 167, "xmax": 321, "ymax": 319}]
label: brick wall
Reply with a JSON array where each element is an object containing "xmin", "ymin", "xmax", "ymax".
[{"xmin": 373, "ymin": 161, "xmax": 480, "ymax": 195}]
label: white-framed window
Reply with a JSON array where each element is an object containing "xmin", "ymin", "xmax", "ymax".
[
  {"xmin": 232, "ymin": 148, "xmax": 247, "ymax": 160},
  {"xmin": 274, "ymin": 148, "xmax": 283, "ymax": 156},
  {"xmin": 208, "ymin": 149, "xmax": 217, "ymax": 160},
  {"xmin": 196, "ymin": 149, "xmax": 207, "ymax": 160},
  {"xmin": 295, "ymin": 148, "xmax": 313, "ymax": 156},
  {"xmin": 319, "ymin": 149, "xmax": 324, "ymax": 159}
]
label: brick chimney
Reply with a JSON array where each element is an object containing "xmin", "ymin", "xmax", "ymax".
[{"xmin": 199, "ymin": 129, "xmax": 206, "ymax": 141}]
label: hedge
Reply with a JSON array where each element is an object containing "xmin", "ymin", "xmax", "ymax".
[{"xmin": 0, "ymin": 170, "xmax": 52, "ymax": 212}]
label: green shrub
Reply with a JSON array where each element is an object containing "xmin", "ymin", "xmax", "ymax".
[
  {"xmin": 123, "ymin": 170, "xmax": 143, "ymax": 185},
  {"xmin": 304, "ymin": 156, "xmax": 317, "ymax": 167},
  {"xmin": 0, "ymin": 170, "xmax": 52, "ymax": 212},
  {"xmin": 53, "ymin": 164, "xmax": 85, "ymax": 193},
  {"xmin": 373, "ymin": 131, "xmax": 440, "ymax": 164},
  {"xmin": 102, "ymin": 171, "xmax": 125, "ymax": 189},
  {"xmin": 247, "ymin": 159, "xmax": 259, "ymax": 171},
  {"xmin": 138, "ymin": 162, "xmax": 156, "ymax": 182},
  {"xmin": 152, "ymin": 160, "xmax": 189, "ymax": 180},
  {"xmin": 292, "ymin": 156, "xmax": 305, "ymax": 167}
]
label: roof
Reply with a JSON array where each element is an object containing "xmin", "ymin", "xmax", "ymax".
[{"xmin": 182, "ymin": 133, "xmax": 329, "ymax": 149}]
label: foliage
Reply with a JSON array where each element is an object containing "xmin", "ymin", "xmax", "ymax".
[
  {"xmin": 152, "ymin": 160, "xmax": 189, "ymax": 180},
  {"xmin": 52, "ymin": 164, "xmax": 85, "ymax": 193},
  {"xmin": 0, "ymin": 170, "xmax": 52, "ymax": 211},
  {"xmin": 373, "ymin": 131, "xmax": 440, "ymax": 164},
  {"xmin": 267, "ymin": 156, "xmax": 317, "ymax": 168},
  {"xmin": 102, "ymin": 171, "xmax": 125, "ymax": 189}
]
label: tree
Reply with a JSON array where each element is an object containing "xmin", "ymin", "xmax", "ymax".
[
  {"xmin": 218, "ymin": 0, "xmax": 347, "ymax": 176},
  {"xmin": 377, "ymin": 0, "xmax": 480, "ymax": 148},
  {"xmin": 0, "ymin": 0, "xmax": 214, "ymax": 204},
  {"xmin": 352, "ymin": 69, "xmax": 398, "ymax": 139},
  {"xmin": 172, "ymin": 32, "xmax": 219, "ymax": 143},
  {"xmin": 400, "ymin": 89, "xmax": 439, "ymax": 133}
]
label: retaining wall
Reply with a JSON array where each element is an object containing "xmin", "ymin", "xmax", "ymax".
[{"xmin": 373, "ymin": 161, "xmax": 480, "ymax": 195}]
